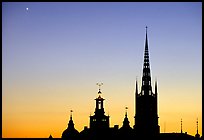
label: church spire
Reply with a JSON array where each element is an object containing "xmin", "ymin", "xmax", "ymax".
[
  {"xmin": 134, "ymin": 27, "xmax": 160, "ymax": 135},
  {"xmin": 143, "ymin": 26, "xmax": 150, "ymax": 71},
  {"xmin": 141, "ymin": 26, "xmax": 152, "ymax": 93}
]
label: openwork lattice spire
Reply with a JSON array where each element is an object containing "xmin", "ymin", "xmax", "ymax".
[
  {"xmin": 141, "ymin": 26, "xmax": 152, "ymax": 89},
  {"xmin": 143, "ymin": 26, "xmax": 150, "ymax": 70}
]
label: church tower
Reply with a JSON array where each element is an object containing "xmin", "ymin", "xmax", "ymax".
[
  {"xmin": 90, "ymin": 83, "xmax": 110, "ymax": 130},
  {"xmin": 134, "ymin": 27, "xmax": 160, "ymax": 136}
]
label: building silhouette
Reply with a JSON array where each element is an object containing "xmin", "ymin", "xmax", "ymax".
[
  {"xmin": 62, "ymin": 110, "xmax": 79, "ymax": 140},
  {"xmin": 89, "ymin": 84, "xmax": 110, "ymax": 130},
  {"xmin": 61, "ymin": 27, "xmax": 201, "ymax": 140},
  {"xmin": 134, "ymin": 27, "xmax": 160, "ymax": 137}
]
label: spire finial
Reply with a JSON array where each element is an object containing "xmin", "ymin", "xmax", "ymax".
[
  {"xmin": 96, "ymin": 82, "xmax": 103, "ymax": 94},
  {"xmin": 181, "ymin": 118, "xmax": 183, "ymax": 133},
  {"xmin": 196, "ymin": 118, "xmax": 198, "ymax": 134},
  {"xmin": 125, "ymin": 106, "xmax": 128, "ymax": 117},
  {"xmin": 145, "ymin": 26, "xmax": 148, "ymax": 47},
  {"xmin": 145, "ymin": 26, "xmax": 148, "ymax": 45},
  {"xmin": 70, "ymin": 110, "xmax": 73, "ymax": 120}
]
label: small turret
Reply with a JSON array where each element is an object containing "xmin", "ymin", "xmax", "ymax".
[
  {"xmin": 61, "ymin": 110, "xmax": 79, "ymax": 139},
  {"xmin": 122, "ymin": 107, "xmax": 130, "ymax": 128}
]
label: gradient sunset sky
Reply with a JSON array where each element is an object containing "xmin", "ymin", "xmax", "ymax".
[{"xmin": 2, "ymin": 2, "xmax": 202, "ymax": 138}]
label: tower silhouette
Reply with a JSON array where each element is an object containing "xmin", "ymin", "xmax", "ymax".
[
  {"xmin": 89, "ymin": 83, "xmax": 110, "ymax": 130},
  {"xmin": 134, "ymin": 27, "xmax": 160, "ymax": 136}
]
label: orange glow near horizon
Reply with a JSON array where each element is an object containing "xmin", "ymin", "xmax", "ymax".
[{"xmin": 2, "ymin": 84, "xmax": 202, "ymax": 138}]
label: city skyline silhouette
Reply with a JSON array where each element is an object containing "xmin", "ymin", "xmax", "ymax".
[
  {"xmin": 60, "ymin": 27, "xmax": 201, "ymax": 140},
  {"xmin": 2, "ymin": 2, "xmax": 202, "ymax": 138}
]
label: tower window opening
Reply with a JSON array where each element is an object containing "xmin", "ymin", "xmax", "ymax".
[
  {"xmin": 98, "ymin": 101, "xmax": 101, "ymax": 109},
  {"xmin": 102, "ymin": 119, "xmax": 106, "ymax": 122}
]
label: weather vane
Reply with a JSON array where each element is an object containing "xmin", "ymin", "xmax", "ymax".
[{"xmin": 96, "ymin": 83, "xmax": 103, "ymax": 94}]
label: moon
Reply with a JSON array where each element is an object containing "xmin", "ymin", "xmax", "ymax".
[{"xmin": 26, "ymin": 8, "xmax": 29, "ymax": 11}]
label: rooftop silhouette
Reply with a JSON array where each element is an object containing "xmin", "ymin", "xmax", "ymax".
[{"xmin": 59, "ymin": 27, "xmax": 201, "ymax": 140}]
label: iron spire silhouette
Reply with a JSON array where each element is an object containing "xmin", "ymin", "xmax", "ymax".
[{"xmin": 134, "ymin": 27, "xmax": 160, "ymax": 136}]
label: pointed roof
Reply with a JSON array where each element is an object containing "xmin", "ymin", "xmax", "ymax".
[
  {"xmin": 49, "ymin": 134, "xmax": 53, "ymax": 139},
  {"xmin": 68, "ymin": 110, "xmax": 74, "ymax": 129},
  {"xmin": 141, "ymin": 26, "xmax": 153, "ymax": 93},
  {"xmin": 143, "ymin": 26, "xmax": 150, "ymax": 70},
  {"xmin": 121, "ymin": 107, "xmax": 131, "ymax": 129}
]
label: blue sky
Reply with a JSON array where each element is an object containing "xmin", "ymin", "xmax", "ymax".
[{"xmin": 2, "ymin": 2, "xmax": 202, "ymax": 137}]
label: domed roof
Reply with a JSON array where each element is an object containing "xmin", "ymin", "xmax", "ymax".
[
  {"xmin": 62, "ymin": 127, "xmax": 79, "ymax": 139},
  {"xmin": 61, "ymin": 111, "xmax": 79, "ymax": 139}
]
